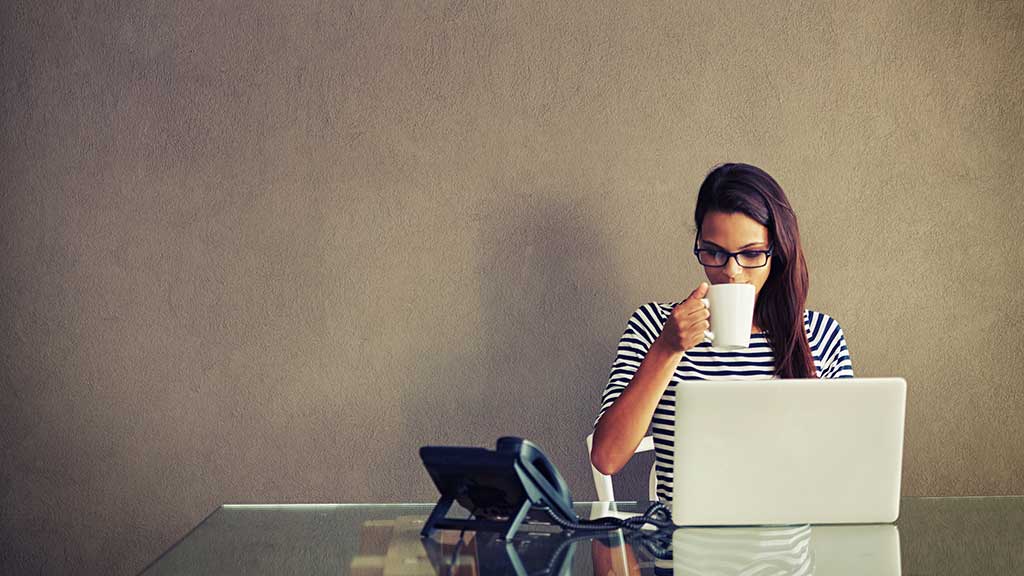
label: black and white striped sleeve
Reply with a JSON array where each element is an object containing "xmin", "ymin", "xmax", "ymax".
[{"xmin": 595, "ymin": 303, "xmax": 664, "ymax": 426}]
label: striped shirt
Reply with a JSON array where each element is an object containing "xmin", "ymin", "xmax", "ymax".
[{"xmin": 595, "ymin": 302, "xmax": 854, "ymax": 502}]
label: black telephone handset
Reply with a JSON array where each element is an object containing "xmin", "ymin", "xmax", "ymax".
[
  {"xmin": 419, "ymin": 436, "xmax": 578, "ymax": 539},
  {"xmin": 495, "ymin": 436, "xmax": 576, "ymax": 522}
]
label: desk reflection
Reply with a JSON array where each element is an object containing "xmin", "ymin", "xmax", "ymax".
[
  {"xmin": 673, "ymin": 524, "xmax": 899, "ymax": 575},
  {"xmin": 350, "ymin": 515, "xmax": 575, "ymax": 575},
  {"xmin": 350, "ymin": 515, "xmax": 899, "ymax": 575},
  {"xmin": 592, "ymin": 524, "xmax": 900, "ymax": 576}
]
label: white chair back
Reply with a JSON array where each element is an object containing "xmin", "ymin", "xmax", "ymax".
[{"xmin": 585, "ymin": 433, "xmax": 657, "ymax": 502}]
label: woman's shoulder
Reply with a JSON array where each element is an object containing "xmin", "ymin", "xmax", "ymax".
[
  {"xmin": 623, "ymin": 301, "xmax": 677, "ymax": 329},
  {"xmin": 617, "ymin": 302, "xmax": 677, "ymax": 344},
  {"xmin": 630, "ymin": 301, "xmax": 680, "ymax": 320},
  {"xmin": 803, "ymin": 309, "xmax": 846, "ymax": 338}
]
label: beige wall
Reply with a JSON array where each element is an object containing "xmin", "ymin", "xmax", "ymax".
[{"xmin": 2, "ymin": 1, "xmax": 1022, "ymax": 574}]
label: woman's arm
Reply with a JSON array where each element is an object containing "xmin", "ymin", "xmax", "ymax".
[
  {"xmin": 590, "ymin": 537, "xmax": 641, "ymax": 576},
  {"xmin": 591, "ymin": 339, "xmax": 682, "ymax": 474},
  {"xmin": 591, "ymin": 283, "xmax": 709, "ymax": 475}
]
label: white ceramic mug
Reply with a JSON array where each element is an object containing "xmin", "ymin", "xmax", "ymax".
[{"xmin": 700, "ymin": 283, "xmax": 756, "ymax": 350}]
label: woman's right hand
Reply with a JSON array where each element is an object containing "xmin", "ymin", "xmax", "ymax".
[{"xmin": 656, "ymin": 282, "xmax": 711, "ymax": 353}]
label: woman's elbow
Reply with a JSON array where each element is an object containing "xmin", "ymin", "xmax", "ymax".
[{"xmin": 590, "ymin": 447, "xmax": 623, "ymax": 476}]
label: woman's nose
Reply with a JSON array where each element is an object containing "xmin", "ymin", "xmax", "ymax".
[{"xmin": 723, "ymin": 256, "xmax": 744, "ymax": 279}]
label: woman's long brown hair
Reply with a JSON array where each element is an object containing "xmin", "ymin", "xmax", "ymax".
[{"xmin": 694, "ymin": 163, "xmax": 817, "ymax": 378}]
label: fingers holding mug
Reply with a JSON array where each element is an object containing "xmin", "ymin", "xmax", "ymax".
[
  {"xmin": 678, "ymin": 301, "xmax": 710, "ymax": 351},
  {"xmin": 662, "ymin": 284, "xmax": 710, "ymax": 353},
  {"xmin": 691, "ymin": 300, "xmax": 712, "ymax": 349},
  {"xmin": 699, "ymin": 297, "xmax": 714, "ymax": 343}
]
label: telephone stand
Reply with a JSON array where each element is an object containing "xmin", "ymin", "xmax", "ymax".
[{"xmin": 420, "ymin": 495, "xmax": 560, "ymax": 540}]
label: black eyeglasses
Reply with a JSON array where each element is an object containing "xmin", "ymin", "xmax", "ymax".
[{"xmin": 693, "ymin": 241, "xmax": 774, "ymax": 268}]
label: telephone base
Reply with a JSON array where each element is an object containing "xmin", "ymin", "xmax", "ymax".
[{"xmin": 421, "ymin": 496, "xmax": 563, "ymax": 540}]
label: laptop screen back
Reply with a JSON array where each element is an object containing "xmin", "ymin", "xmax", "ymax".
[{"xmin": 672, "ymin": 377, "xmax": 906, "ymax": 526}]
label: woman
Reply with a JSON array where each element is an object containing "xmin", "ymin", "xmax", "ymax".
[{"xmin": 590, "ymin": 163, "xmax": 853, "ymax": 503}]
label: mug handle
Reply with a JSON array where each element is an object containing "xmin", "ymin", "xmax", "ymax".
[{"xmin": 700, "ymin": 298, "xmax": 713, "ymax": 342}]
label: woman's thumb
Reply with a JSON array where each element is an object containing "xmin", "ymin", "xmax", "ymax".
[{"xmin": 689, "ymin": 282, "xmax": 709, "ymax": 300}]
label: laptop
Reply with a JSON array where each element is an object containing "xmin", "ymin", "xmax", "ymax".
[{"xmin": 671, "ymin": 377, "xmax": 906, "ymax": 526}]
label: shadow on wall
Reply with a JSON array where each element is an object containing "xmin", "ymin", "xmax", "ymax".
[{"xmin": 398, "ymin": 183, "xmax": 640, "ymax": 500}]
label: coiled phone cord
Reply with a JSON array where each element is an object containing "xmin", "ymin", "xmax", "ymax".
[
  {"xmin": 542, "ymin": 500, "xmax": 675, "ymax": 533},
  {"xmin": 532, "ymin": 503, "xmax": 676, "ymax": 574}
]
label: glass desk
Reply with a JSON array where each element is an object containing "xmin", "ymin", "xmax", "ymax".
[{"xmin": 141, "ymin": 497, "xmax": 1024, "ymax": 575}]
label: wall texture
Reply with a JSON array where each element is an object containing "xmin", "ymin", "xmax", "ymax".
[{"xmin": 2, "ymin": 1, "xmax": 1022, "ymax": 574}]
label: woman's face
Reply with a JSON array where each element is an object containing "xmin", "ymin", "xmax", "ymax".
[{"xmin": 698, "ymin": 210, "xmax": 773, "ymax": 300}]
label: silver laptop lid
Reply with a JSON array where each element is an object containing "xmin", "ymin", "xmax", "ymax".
[{"xmin": 672, "ymin": 377, "xmax": 906, "ymax": 526}]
